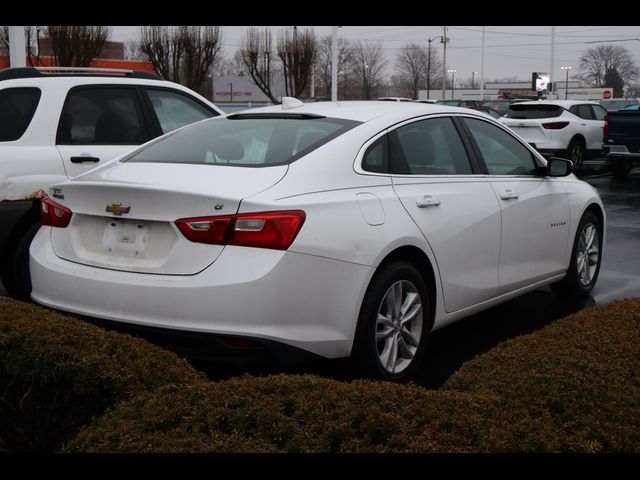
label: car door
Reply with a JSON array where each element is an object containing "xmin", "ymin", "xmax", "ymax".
[
  {"xmin": 568, "ymin": 104, "xmax": 604, "ymax": 151},
  {"xmin": 388, "ymin": 116, "xmax": 502, "ymax": 313},
  {"xmin": 55, "ymin": 86, "xmax": 152, "ymax": 178},
  {"xmin": 460, "ymin": 116, "xmax": 570, "ymax": 294}
]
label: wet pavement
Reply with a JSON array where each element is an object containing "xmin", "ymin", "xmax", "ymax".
[{"xmin": 2, "ymin": 161, "xmax": 639, "ymax": 388}]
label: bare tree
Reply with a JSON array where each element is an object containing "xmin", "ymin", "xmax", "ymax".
[
  {"xmin": 237, "ymin": 28, "xmax": 278, "ymax": 104},
  {"xmin": 139, "ymin": 26, "xmax": 223, "ymax": 95},
  {"xmin": 276, "ymin": 28, "xmax": 317, "ymax": 98},
  {"xmin": 354, "ymin": 41, "xmax": 388, "ymax": 100},
  {"xmin": 314, "ymin": 35, "xmax": 357, "ymax": 99},
  {"xmin": 47, "ymin": 26, "xmax": 110, "ymax": 67},
  {"xmin": 394, "ymin": 43, "xmax": 440, "ymax": 99},
  {"xmin": 579, "ymin": 45, "xmax": 639, "ymax": 90}
]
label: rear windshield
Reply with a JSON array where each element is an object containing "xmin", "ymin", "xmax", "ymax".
[
  {"xmin": 126, "ymin": 115, "xmax": 360, "ymax": 167},
  {"xmin": 504, "ymin": 104, "xmax": 563, "ymax": 119}
]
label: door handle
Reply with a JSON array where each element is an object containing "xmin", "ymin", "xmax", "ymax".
[
  {"xmin": 499, "ymin": 189, "xmax": 519, "ymax": 200},
  {"xmin": 416, "ymin": 195, "xmax": 441, "ymax": 208},
  {"xmin": 70, "ymin": 156, "xmax": 100, "ymax": 163}
]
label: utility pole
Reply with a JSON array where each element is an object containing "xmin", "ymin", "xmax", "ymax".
[
  {"xmin": 550, "ymin": 26, "xmax": 556, "ymax": 95},
  {"xmin": 9, "ymin": 26, "xmax": 26, "ymax": 68},
  {"xmin": 427, "ymin": 37, "xmax": 433, "ymax": 100},
  {"xmin": 480, "ymin": 26, "xmax": 485, "ymax": 101},
  {"xmin": 561, "ymin": 66, "xmax": 572, "ymax": 99},
  {"xmin": 441, "ymin": 26, "xmax": 448, "ymax": 100},
  {"xmin": 331, "ymin": 26, "xmax": 339, "ymax": 101}
]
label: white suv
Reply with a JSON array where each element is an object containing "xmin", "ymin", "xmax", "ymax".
[
  {"xmin": 0, "ymin": 67, "xmax": 224, "ymax": 299},
  {"xmin": 498, "ymin": 100, "xmax": 607, "ymax": 170}
]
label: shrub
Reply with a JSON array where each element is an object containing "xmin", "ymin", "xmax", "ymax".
[
  {"xmin": 0, "ymin": 297, "xmax": 204, "ymax": 452},
  {"xmin": 67, "ymin": 298, "xmax": 640, "ymax": 453}
]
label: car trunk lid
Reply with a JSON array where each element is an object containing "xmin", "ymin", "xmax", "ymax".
[{"xmin": 49, "ymin": 162, "xmax": 287, "ymax": 275}]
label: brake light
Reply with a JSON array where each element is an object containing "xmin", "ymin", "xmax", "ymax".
[
  {"xmin": 603, "ymin": 114, "xmax": 609, "ymax": 138},
  {"xmin": 40, "ymin": 198, "xmax": 72, "ymax": 228},
  {"xmin": 175, "ymin": 210, "xmax": 306, "ymax": 250},
  {"xmin": 542, "ymin": 121, "xmax": 570, "ymax": 130}
]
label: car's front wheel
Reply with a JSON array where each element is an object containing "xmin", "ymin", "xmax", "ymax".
[
  {"xmin": 552, "ymin": 210, "xmax": 602, "ymax": 297},
  {"xmin": 352, "ymin": 260, "xmax": 430, "ymax": 382}
]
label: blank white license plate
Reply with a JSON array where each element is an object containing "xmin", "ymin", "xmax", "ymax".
[{"xmin": 102, "ymin": 220, "xmax": 150, "ymax": 257}]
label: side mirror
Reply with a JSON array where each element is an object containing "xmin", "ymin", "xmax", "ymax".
[{"xmin": 541, "ymin": 157, "xmax": 573, "ymax": 177}]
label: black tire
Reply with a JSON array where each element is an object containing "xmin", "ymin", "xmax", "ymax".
[
  {"xmin": 0, "ymin": 221, "xmax": 41, "ymax": 301},
  {"xmin": 551, "ymin": 211, "xmax": 602, "ymax": 297},
  {"xmin": 566, "ymin": 138, "xmax": 585, "ymax": 171},
  {"xmin": 351, "ymin": 260, "xmax": 430, "ymax": 382},
  {"xmin": 611, "ymin": 159, "xmax": 632, "ymax": 178}
]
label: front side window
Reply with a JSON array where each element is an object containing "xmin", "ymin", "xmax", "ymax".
[
  {"xmin": 389, "ymin": 117, "xmax": 472, "ymax": 175},
  {"xmin": 463, "ymin": 117, "xmax": 538, "ymax": 175},
  {"xmin": 127, "ymin": 116, "xmax": 359, "ymax": 167},
  {"xmin": 57, "ymin": 87, "xmax": 147, "ymax": 145},
  {"xmin": 0, "ymin": 87, "xmax": 41, "ymax": 141},
  {"xmin": 146, "ymin": 89, "xmax": 215, "ymax": 134}
]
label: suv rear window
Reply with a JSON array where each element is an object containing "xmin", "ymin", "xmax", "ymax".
[
  {"xmin": 504, "ymin": 104, "xmax": 563, "ymax": 119},
  {"xmin": 0, "ymin": 87, "xmax": 41, "ymax": 141},
  {"xmin": 126, "ymin": 115, "xmax": 360, "ymax": 167}
]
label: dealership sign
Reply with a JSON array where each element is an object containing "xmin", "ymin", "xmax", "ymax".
[{"xmin": 554, "ymin": 88, "xmax": 613, "ymax": 101}]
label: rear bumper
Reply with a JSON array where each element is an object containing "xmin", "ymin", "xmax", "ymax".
[
  {"xmin": 604, "ymin": 145, "xmax": 640, "ymax": 160},
  {"xmin": 30, "ymin": 227, "xmax": 374, "ymax": 360}
]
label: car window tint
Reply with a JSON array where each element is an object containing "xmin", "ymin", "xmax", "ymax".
[
  {"xmin": 127, "ymin": 116, "xmax": 359, "ymax": 167},
  {"xmin": 505, "ymin": 104, "xmax": 563, "ymax": 119},
  {"xmin": 146, "ymin": 89, "xmax": 215, "ymax": 134},
  {"xmin": 390, "ymin": 117, "xmax": 472, "ymax": 175},
  {"xmin": 463, "ymin": 117, "xmax": 538, "ymax": 175},
  {"xmin": 577, "ymin": 104, "xmax": 594, "ymax": 120},
  {"xmin": 57, "ymin": 88, "xmax": 146, "ymax": 145},
  {"xmin": 591, "ymin": 104, "xmax": 607, "ymax": 121},
  {"xmin": 362, "ymin": 136, "xmax": 388, "ymax": 173},
  {"xmin": 0, "ymin": 87, "xmax": 41, "ymax": 142}
]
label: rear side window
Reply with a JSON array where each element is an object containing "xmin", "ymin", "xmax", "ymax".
[
  {"xmin": 0, "ymin": 87, "xmax": 41, "ymax": 141},
  {"xmin": 145, "ymin": 88, "xmax": 216, "ymax": 134},
  {"xmin": 389, "ymin": 117, "xmax": 472, "ymax": 175},
  {"xmin": 57, "ymin": 87, "xmax": 148, "ymax": 145},
  {"xmin": 126, "ymin": 116, "xmax": 359, "ymax": 167},
  {"xmin": 505, "ymin": 104, "xmax": 563, "ymax": 119},
  {"xmin": 569, "ymin": 104, "xmax": 594, "ymax": 120}
]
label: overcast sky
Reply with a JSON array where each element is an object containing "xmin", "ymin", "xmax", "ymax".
[{"xmin": 111, "ymin": 26, "xmax": 640, "ymax": 85}]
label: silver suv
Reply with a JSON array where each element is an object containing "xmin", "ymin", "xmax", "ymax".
[{"xmin": 0, "ymin": 67, "xmax": 223, "ymax": 299}]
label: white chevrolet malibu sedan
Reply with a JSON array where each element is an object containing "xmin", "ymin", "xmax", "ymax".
[{"xmin": 30, "ymin": 99, "xmax": 605, "ymax": 381}]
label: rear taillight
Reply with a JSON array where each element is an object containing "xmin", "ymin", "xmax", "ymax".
[
  {"xmin": 40, "ymin": 198, "xmax": 72, "ymax": 228},
  {"xmin": 175, "ymin": 210, "xmax": 306, "ymax": 250},
  {"xmin": 603, "ymin": 113, "xmax": 609, "ymax": 138},
  {"xmin": 542, "ymin": 121, "xmax": 570, "ymax": 130}
]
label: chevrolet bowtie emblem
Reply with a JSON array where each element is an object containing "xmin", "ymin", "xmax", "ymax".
[{"xmin": 105, "ymin": 203, "xmax": 131, "ymax": 216}]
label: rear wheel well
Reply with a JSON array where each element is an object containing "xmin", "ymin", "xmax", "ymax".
[{"xmin": 375, "ymin": 246, "xmax": 437, "ymax": 331}]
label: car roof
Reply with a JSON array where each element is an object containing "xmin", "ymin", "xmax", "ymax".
[{"xmin": 233, "ymin": 100, "xmax": 484, "ymax": 123}]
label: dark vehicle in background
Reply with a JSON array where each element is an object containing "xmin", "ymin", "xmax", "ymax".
[
  {"xmin": 436, "ymin": 99, "xmax": 482, "ymax": 107},
  {"xmin": 482, "ymin": 99, "xmax": 529, "ymax": 116},
  {"xmin": 603, "ymin": 110, "xmax": 640, "ymax": 177},
  {"xmin": 468, "ymin": 105, "xmax": 503, "ymax": 119},
  {"xmin": 599, "ymin": 97, "xmax": 640, "ymax": 112}
]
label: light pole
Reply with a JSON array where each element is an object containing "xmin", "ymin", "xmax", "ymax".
[
  {"xmin": 427, "ymin": 37, "xmax": 439, "ymax": 100},
  {"xmin": 362, "ymin": 64, "xmax": 369, "ymax": 100},
  {"xmin": 447, "ymin": 69, "xmax": 456, "ymax": 100},
  {"xmin": 561, "ymin": 66, "xmax": 572, "ymax": 100},
  {"xmin": 472, "ymin": 71, "xmax": 477, "ymax": 90},
  {"xmin": 228, "ymin": 82, "xmax": 233, "ymax": 103}
]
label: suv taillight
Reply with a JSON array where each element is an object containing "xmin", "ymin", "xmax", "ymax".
[
  {"xmin": 41, "ymin": 198, "xmax": 72, "ymax": 228},
  {"xmin": 175, "ymin": 210, "xmax": 306, "ymax": 250},
  {"xmin": 542, "ymin": 121, "xmax": 570, "ymax": 130}
]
